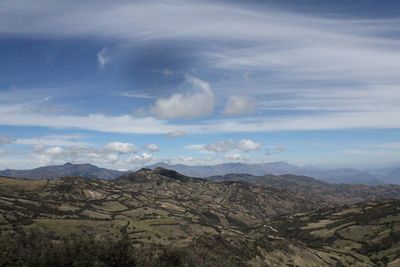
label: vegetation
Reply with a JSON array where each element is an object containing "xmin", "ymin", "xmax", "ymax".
[{"xmin": 0, "ymin": 168, "xmax": 399, "ymax": 266}]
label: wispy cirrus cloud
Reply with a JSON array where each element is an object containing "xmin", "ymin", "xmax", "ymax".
[
  {"xmin": 0, "ymin": 0, "xmax": 400, "ymax": 127},
  {"xmin": 0, "ymin": 103, "xmax": 400, "ymax": 134},
  {"xmin": 0, "ymin": 0, "xmax": 400, "ymax": 170},
  {"xmin": 223, "ymin": 96, "xmax": 256, "ymax": 116},
  {"xmin": 97, "ymin": 47, "xmax": 110, "ymax": 68}
]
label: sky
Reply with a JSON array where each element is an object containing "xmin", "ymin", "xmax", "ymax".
[{"xmin": 0, "ymin": 0, "xmax": 400, "ymax": 170}]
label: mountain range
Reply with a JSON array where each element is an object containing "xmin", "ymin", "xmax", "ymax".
[
  {"xmin": 149, "ymin": 162, "xmax": 400, "ymax": 185},
  {"xmin": 1, "ymin": 167, "xmax": 399, "ymax": 266},
  {"xmin": 1, "ymin": 161, "xmax": 399, "ymax": 185},
  {"xmin": 0, "ymin": 162, "xmax": 126, "ymax": 180}
]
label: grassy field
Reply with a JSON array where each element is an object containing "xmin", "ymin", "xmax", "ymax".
[{"xmin": 1, "ymin": 169, "xmax": 400, "ymax": 266}]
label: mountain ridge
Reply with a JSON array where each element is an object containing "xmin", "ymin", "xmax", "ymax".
[
  {"xmin": 0, "ymin": 162, "xmax": 127, "ymax": 180},
  {"xmin": 149, "ymin": 162, "xmax": 400, "ymax": 185},
  {"xmin": 1, "ymin": 167, "xmax": 399, "ymax": 266},
  {"xmin": 1, "ymin": 161, "xmax": 399, "ymax": 185}
]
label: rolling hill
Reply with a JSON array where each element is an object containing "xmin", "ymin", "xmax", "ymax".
[
  {"xmin": 1, "ymin": 167, "xmax": 400, "ymax": 266},
  {"xmin": 208, "ymin": 173, "xmax": 400, "ymax": 205},
  {"xmin": 149, "ymin": 162, "xmax": 400, "ymax": 185}
]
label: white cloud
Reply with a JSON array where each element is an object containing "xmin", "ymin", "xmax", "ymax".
[
  {"xmin": 126, "ymin": 152, "xmax": 154, "ymax": 164},
  {"xmin": 237, "ymin": 139, "xmax": 261, "ymax": 152},
  {"xmin": 44, "ymin": 146, "xmax": 64, "ymax": 156},
  {"xmin": 2, "ymin": 1, "xmax": 398, "ymax": 84},
  {"xmin": 97, "ymin": 47, "xmax": 109, "ymax": 68},
  {"xmin": 145, "ymin": 143, "xmax": 159, "ymax": 152},
  {"xmin": 204, "ymin": 140, "xmax": 236, "ymax": 153},
  {"xmin": 1, "ymin": 102, "xmax": 400, "ymax": 134},
  {"xmin": 1, "ymin": 1, "xmax": 400, "ymax": 115},
  {"xmin": 224, "ymin": 153, "xmax": 243, "ymax": 161},
  {"xmin": 15, "ymin": 134, "xmax": 89, "ymax": 147},
  {"xmin": 151, "ymin": 75, "xmax": 214, "ymax": 119},
  {"xmin": 188, "ymin": 139, "xmax": 262, "ymax": 153},
  {"xmin": 106, "ymin": 154, "xmax": 119, "ymax": 163},
  {"xmin": 104, "ymin": 142, "xmax": 136, "ymax": 154},
  {"xmin": 33, "ymin": 143, "xmax": 126, "ymax": 165},
  {"xmin": 0, "ymin": 1, "xmax": 399, "ymax": 135},
  {"xmin": 34, "ymin": 145, "xmax": 64, "ymax": 165},
  {"xmin": 185, "ymin": 144, "xmax": 206, "ymax": 150},
  {"xmin": 177, "ymin": 155, "xmax": 194, "ymax": 162},
  {"xmin": 223, "ymin": 96, "xmax": 256, "ymax": 116},
  {"xmin": 118, "ymin": 92, "xmax": 155, "ymax": 99}
]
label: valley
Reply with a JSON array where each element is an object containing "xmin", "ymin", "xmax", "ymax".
[{"xmin": 0, "ymin": 168, "xmax": 399, "ymax": 266}]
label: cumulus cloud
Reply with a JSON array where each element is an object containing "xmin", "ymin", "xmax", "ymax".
[
  {"xmin": 97, "ymin": 47, "xmax": 109, "ymax": 68},
  {"xmin": 126, "ymin": 152, "xmax": 154, "ymax": 164},
  {"xmin": 45, "ymin": 146, "xmax": 64, "ymax": 156},
  {"xmin": 34, "ymin": 145, "xmax": 70, "ymax": 165},
  {"xmin": 223, "ymin": 96, "xmax": 256, "ymax": 116},
  {"xmin": 1, "ymin": 0, "xmax": 400, "ymax": 139},
  {"xmin": 189, "ymin": 139, "xmax": 262, "ymax": 153},
  {"xmin": 32, "ymin": 142, "xmax": 139, "ymax": 165},
  {"xmin": 105, "ymin": 154, "xmax": 119, "ymax": 163},
  {"xmin": 177, "ymin": 155, "xmax": 194, "ymax": 162},
  {"xmin": 151, "ymin": 75, "xmax": 214, "ymax": 119},
  {"xmin": 145, "ymin": 143, "xmax": 159, "ymax": 152},
  {"xmin": 238, "ymin": 139, "xmax": 261, "ymax": 152},
  {"xmin": 224, "ymin": 153, "xmax": 248, "ymax": 161},
  {"xmin": 104, "ymin": 142, "xmax": 136, "ymax": 154},
  {"xmin": 204, "ymin": 140, "xmax": 236, "ymax": 153}
]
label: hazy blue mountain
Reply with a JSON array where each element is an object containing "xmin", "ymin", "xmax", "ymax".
[
  {"xmin": 148, "ymin": 162, "xmax": 390, "ymax": 185},
  {"xmin": 380, "ymin": 168, "xmax": 400, "ymax": 184},
  {"xmin": 208, "ymin": 172, "xmax": 400, "ymax": 205},
  {"xmin": 2, "ymin": 161, "xmax": 398, "ymax": 184},
  {"xmin": 307, "ymin": 168, "xmax": 383, "ymax": 185},
  {"xmin": 149, "ymin": 161, "xmax": 307, "ymax": 177},
  {"xmin": 0, "ymin": 162, "xmax": 127, "ymax": 180}
]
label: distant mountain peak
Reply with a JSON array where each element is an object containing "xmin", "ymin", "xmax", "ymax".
[
  {"xmin": 0, "ymin": 163, "xmax": 128, "ymax": 180},
  {"xmin": 147, "ymin": 161, "xmax": 394, "ymax": 185}
]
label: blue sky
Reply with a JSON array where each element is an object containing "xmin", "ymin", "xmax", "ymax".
[{"xmin": 0, "ymin": 0, "xmax": 400, "ymax": 170}]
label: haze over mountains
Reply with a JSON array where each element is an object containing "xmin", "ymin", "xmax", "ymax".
[
  {"xmin": 150, "ymin": 162, "xmax": 400, "ymax": 185},
  {"xmin": 0, "ymin": 162, "xmax": 126, "ymax": 180},
  {"xmin": 1, "ymin": 161, "xmax": 399, "ymax": 185},
  {"xmin": 2, "ymin": 0, "xmax": 400, "ymax": 265}
]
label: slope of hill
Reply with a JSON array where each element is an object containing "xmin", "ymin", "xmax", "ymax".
[
  {"xmin": 2, "ymin": 161, "xmax": 397, "ymax": 185},
  {"xmin": 266, "ymin": 199, "xmax": 400, "ymax": 266},
  {"xmin": 149, "ymin": 162, "xmax": 392, "ymax": 185},
  {"xmin": 209, "ymin": 173, "xmax": 400, "ymax": 205},
  {"xmin": 1, "ymin": 168, "xmax": 400, "ymax": 266},
  {"xmin": 149, "ymin": 161, "xmax": 305, "ymax": 177},
  {"xmin": 0, "ymin": 162, "xmax": 126, "ymax": 180}
]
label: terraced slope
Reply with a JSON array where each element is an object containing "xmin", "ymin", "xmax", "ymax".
[
  {"xmin": 0, "ymin": 168, "xmax": 326, "ymax": 239},
  {"xmin": 0, "ymin": 168, "xmax": 399, "ymax": 266},
  {"xmin": 264, "ymin": 199, "xmax": 400, "ymax": 266},
  {"xmin": 209, "ymin": 173, "xmax": 400, "ymax": 205}
]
